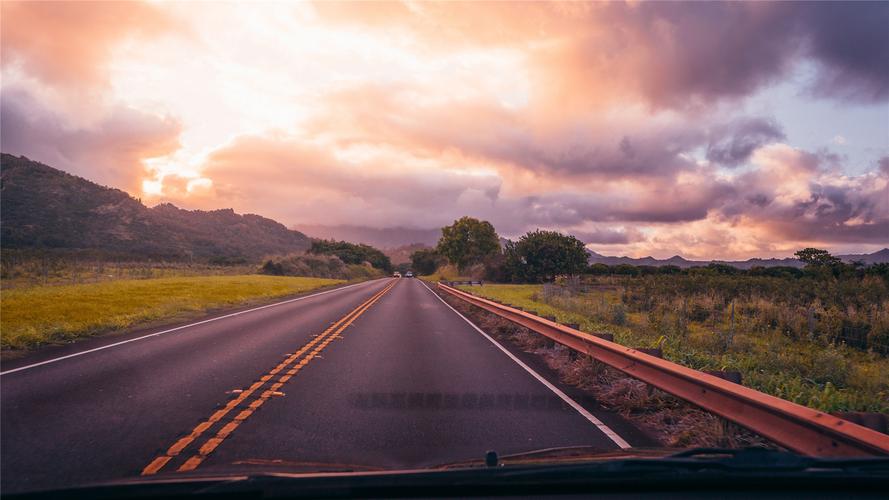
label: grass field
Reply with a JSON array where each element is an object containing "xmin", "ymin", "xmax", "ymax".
[
  {"xmin": 1, "ymin": 257, "xmax": 256, "ymax": 289},
  {"xmin": 458, "ymin": 284, "xmax": 889, "ymax": 413},
  {"xmin": 1, "ymin": 275, "xmax": 343, "ymax": 350}
]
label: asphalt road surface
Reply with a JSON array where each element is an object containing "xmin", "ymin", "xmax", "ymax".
[{"xmin": 1, "ymin": 278, "xmax": 646, "ymax": 494}]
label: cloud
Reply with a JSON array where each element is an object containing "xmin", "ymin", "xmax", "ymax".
[
  {"xmin": 152, "ymin": 133, "xmax": 502, "ymax": 229},
  {"xmin": 0, "ymin": 86, "xmax": 181, "ymax": 191},
  {"xmin": 718, "ymin": 146, "xmax": 889, "ymax": 244},
  {"xmin": 800, "ymin": 2, "xmax": 889, "ymax": 102},
  {"xmin": 706, "ymin": 118, "xmax": 785, "ymax": 167},
  {"xmin": 1, "ymin": 1, "xmax": 884, "ymax": 260},
  {"xmin": 308, "ymin": 83, "xmax": 791, "ymax": 182},
  {"xmin": 572, "ymin": 227, "xmax": 646, "ymax": 245},
  {"xmin": 314, "ymin": 2, "xmax": 888, "ymax": 108},
  {"xmin": 0, "ymin": 1, "xmax": 176, "ymax": 90}
]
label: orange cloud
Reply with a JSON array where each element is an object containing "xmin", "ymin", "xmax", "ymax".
[{"xmin": 1, "ymin": 1, "xmax": 176, "ymax": 89}]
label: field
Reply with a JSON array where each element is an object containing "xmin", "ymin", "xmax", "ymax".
[
  {"xmin": 458, "ymin": 282, "xmax": 889, "ymax": 413},
  {"xmin": 1, "ymin": 252, "xmax": 256, "ymax": 289},
  {"xmin": 1, "ymin": 275, "xmax": 343, "ymax": 350}
]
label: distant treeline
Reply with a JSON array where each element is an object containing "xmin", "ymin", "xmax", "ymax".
[
  {"xmin": 257, "ymin": 238, "xmax": 393, "ymax": 281},
  {"xmin": 307, "ymin": 239, "xmax": 392, "ymax": 272},
  {"xmin": 587, "ymin": 261, "xmax": 889, "ymax": 280},
  {"xmin": 413, "ymin": 216, "xmax": 889, "ymax": 284}
]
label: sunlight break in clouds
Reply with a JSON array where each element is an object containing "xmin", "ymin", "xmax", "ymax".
[{"xmin": 1, "ymin": 1, "xmax": 887, "ymax": 259}]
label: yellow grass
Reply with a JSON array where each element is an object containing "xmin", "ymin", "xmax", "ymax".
[{"xmin": 1, "ymin": 275, "xmax": 343, "ymax": 350}]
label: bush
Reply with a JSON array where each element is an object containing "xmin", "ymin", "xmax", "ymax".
[
  {"xmin": 309, "ymin": 239, "xmax": 392, "ymax": 272},
  {"xmin": 611, "ymin": 304, "xmax": 627, "ymax": 325},
  {"xmin": 259, "ymin": 253, "xmax": 382, "ymax": 280},
  {"xmin": 810, "ymin": 345, "xmax": 850, "ymax": 386},
  {"xmin": 410, "ymin": 248, "xmax": 445, "ymax": 276}
]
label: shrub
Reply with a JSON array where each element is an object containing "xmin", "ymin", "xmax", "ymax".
[
  {"xmin": 309, "ymin": 239, "xmax": 392, "ymax": 272},
  {"xmin": 258, "ymin": 253, "xmax": 382, "ymax": 280},
  {"xmin": 611, "ymin": 304, "xmax": 627, "ymax": 325}
]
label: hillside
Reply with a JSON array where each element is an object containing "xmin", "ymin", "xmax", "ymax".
[
  {"xmin": 0, "ymin": 154, "xmax": 310, "ymax": 260},
  {"xmin": 384, "ymin": 243, "xmax": 431, "ymax": 265}
]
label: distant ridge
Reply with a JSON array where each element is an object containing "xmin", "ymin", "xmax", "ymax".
[
  {"xmin": 0, "ymin": 154, "xmax": 310, "ymax": 260},
  {"xmin": 586, "ymin": 248, "xmax": 889, "ymax": 269},
  {"xmin": 294, "ymin": 224, "xmax": 440, "ymax": 249}
]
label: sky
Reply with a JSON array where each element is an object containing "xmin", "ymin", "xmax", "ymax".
[{"xmin": 1, "ymin": 1, "xmax": 887, "ymax": 259}]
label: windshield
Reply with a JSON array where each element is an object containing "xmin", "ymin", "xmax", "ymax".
[{"xmin": 1, "ymin": 1, "xmax": 888, "ymax": 496}]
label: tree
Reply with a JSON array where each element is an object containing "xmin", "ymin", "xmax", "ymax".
[
  {"xmin": 410, "ymin": 248, "xmax": 445, "ymax": 276},
  {"xmin": 436, "ymin": 217, "xmax": 500, "ymax": 271},
  {"xmin": 309, "ymin": 239, "xmax": 392, "ymax": 271},
  {"xmin": 794, "ymin": 248, "xmax": 842, "ymax": 268},
  {"xmin": 505, "ymin": 230, "xmax": 588, "ymax": 283}
]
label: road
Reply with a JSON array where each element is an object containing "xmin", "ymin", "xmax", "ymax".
[{"xmin": 1, "ymin": 278, "xmax": 646, "ymax": 494}]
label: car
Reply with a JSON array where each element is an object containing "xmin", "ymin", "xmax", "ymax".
[
  {"xmin": 405, "ymin": 271, "xmax": 414, "ymax": 278},
  {"xmin": 393, "ymin": 272, "xmax": 401, "ymax": 278}
]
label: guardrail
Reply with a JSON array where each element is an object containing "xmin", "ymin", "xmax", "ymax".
[
  {"xmin": 437, "ymin": 282, "xmax": 889, "ymax": 457},
  {"xmin": 444, "ymin": 280, "xmax": 484, "ymax": 286}
]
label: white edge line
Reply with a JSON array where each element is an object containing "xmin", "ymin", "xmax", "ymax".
[
  {"xmin": 420, "ymin": 280, "xmax": 632, "ymax": 449},
  {"xmin": 1, "ymin": 279, "xmax": 386, "ymax": 376}
]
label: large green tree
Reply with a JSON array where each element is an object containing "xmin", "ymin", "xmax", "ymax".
[
  {"xmin": 436, "ymin": 217, "xmax": 500, "ymax": 271},
  {"xmin": 505, "ymin": 230, "xmax": 588, "ymax": 282}
]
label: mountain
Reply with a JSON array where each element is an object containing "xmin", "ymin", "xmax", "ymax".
[
  {"xmin": 294, "ymin": 224, "xmax": 440, "ymax": 249},
  {"xmin": 384, "ymin": 243, "xmax": 431, "ymax": 265},
  {"xmin": 0, "ymin": 154, "xmax": 310, "ymax": 260},
  {"xmin": 587, "ymin": 249, "xmax": 889, "ymax": 269},
  {"xmin": 836, "ymin": 248, "xmax": 889, "ymax": 265}
]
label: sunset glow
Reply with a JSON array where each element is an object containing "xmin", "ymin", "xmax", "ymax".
[{"xmin": 2, "ymin": 1, "xmax": 887, "ymax": 259}]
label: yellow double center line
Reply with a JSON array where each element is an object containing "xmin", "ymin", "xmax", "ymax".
[{"xmin": 141, "ymin": 279, "xmax": 397, "ymax": 475}]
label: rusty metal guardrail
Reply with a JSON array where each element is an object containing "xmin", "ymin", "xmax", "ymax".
[{"xmin": 437, "ymin": 282, "xmax": 889, "ymax": 457}]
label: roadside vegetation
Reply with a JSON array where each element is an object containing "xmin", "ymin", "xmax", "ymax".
[
  {"xmin": 419, "ymin": 216, "xmax": 889, "ymax": 414},
  {"xmin": 459, "ymin": 282, "xmax": 888, "ymax": 413},
  {"xmin": 307, "ymin": 239, "xmax": 392, "ymax": 272},
  {"xmin": 1, "ymin": 250, "xmax": 254, "ymax": 289},
  {"xmin": 258, "ymin": 253, "xmax": 383, "ymax": 280},
  {"xmin": 1, "ymin": 275, "xmax": 342, "ymax": 350}
]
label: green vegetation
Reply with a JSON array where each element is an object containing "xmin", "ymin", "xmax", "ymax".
[
  {"xmin": 259, "ymin": 253, "xmax": 383, "ymax": 280},
  {"xmin": 459, "ymin": 282, "xmax": 889, "ymax": 413},
  {"xmin": 1, "ymin": 154, "xmax": 310, "ymax": 260},
  {"xmin": 410, "ymin": 248, "xmax": 446, "ymax": 276},
  {"xmin": 309, "ymin": 239, "xmax": 392, "ymax": 272},
  {"xmin": 436, "ymin": 216, "xmax": 500, "ymax": 271},
  {"xmin": 497, "ymin": 230, "xmax": 588, "ymax": 283},
  {"xmin": 1, "ymin": 275, "xmax": 342, "ymax": 350}
]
